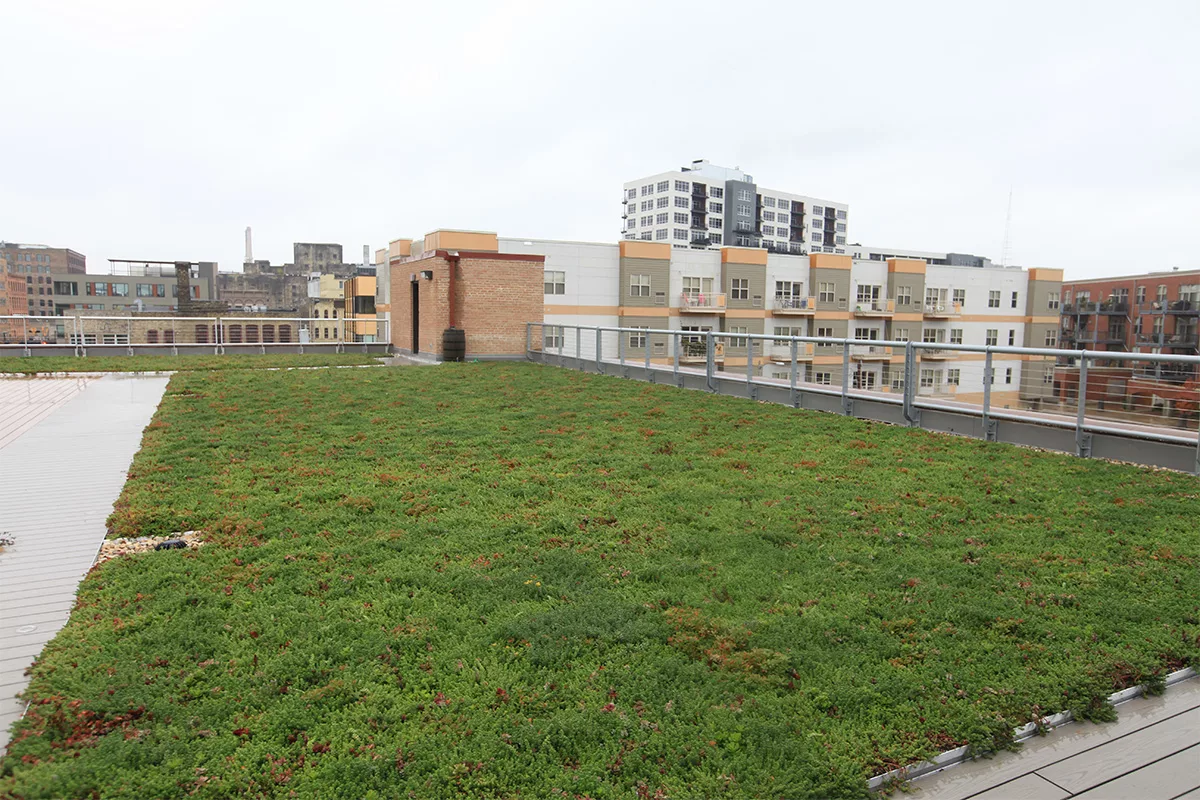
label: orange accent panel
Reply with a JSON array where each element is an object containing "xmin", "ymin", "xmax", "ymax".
[
  {"xmin": 720, "ymin": 247, "xmax": 768, "ymax": 265},
  {"xmin": 619, "ymin": 240, "xmax": 672, "ymax": 260},
  {"xmin": 893, "ymin": 312, "xmax": 924, "ymax": 322},
  {"xmin": 1028, "ymin": 268, "xmax": 1064, "ymax": 282},
  {"xmin": 424, "ymin": 230, "xmax": 499, "ymax": 253},
  {"xmin": 809, "ymin": 253, "xmax": 852, "ymax": 270},
  {"xmin": 887, "ymin": 258, "xmax": 927, "ymax": 274},
  {"xmin": 617, "ymin": 307, "xmax": 670, "ymax": 317}
]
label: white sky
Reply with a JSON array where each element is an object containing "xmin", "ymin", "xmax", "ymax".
[{"xmin": 3, "ymin": 0, "xmax": 1197, "ymax": 280}]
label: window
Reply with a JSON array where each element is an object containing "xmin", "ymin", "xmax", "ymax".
[
  {"xmin": 675, "ymin": 180, "xmax": 690, "ymax": 192},
  {"xmin": 737, "ymin": 189, "xmax": 752, "ymax": 201},
  {"xmin": 710, "ymin": 187, "xmax": 723, "ymax": 199},
  {"xmin": 891, "ymin": 371, "xmax": 905, "ymax": 391},
  {"xmin": 988, "ymin": 290, "xmax": 1000, "ymax": 308},
  {"xmin": 53, "ymin": 281, "xmax": 78, "ymax": 296},
  {"xmin": 544, "ymin": 270, "xmax": 565, "ymax": 295},
  {"xmin": 544, "ymin": 326, "xmax": 564, "ymax": 349},
  {"xmin": 682, "ymin": 276, "xmax": 713, "ymax": 298},
  {"xmin": 835, "ymin": 236, "xmax": 846, "ymax": 246},
  {"xmin": 709, "ymin": 201, "xmax": 723, "ymax": 214},
  {"xmin": 675, "ymin": 197, "xmax": 690, "ymax": 209},
  {"xmin": 952, "ymin": 288, "xmax": 965, "ymax": 306},
  {"xmin": 629, "ymin": 273, "xmax": 651, "ymax": 297},
  {"xmin": 1047, "ymin": 291, "xmax": 1060, "ymax": 310},
  {"xmin": 727, "ymin": 326, "xmax": 748, "ymax": 347},
  {"xmin": 774, "ymin": 326, "xmax": 803, "ymax": 337},
  {"xmin": 710, "ymin": 233, "xmax": 722, "ymax": 245},
  {"xmin": 1135, "ymin": 286, "xmax": 1146, "ymax": 304},
  {"xmin": 920, "ymin": 369, "xmax": 937, "ymax": 389},
  {"xmin": 986, "ymin": 329, "xmax": 998, "ymax": 346},
  {"xmin": 1005, "ymin": 367, "xmax": 1013, "ymax": 384},
  {"xmin": 656, "ymin": 197, "xmax": 668, "ymax": 209},
  {"xmin": 854, "ymin": 327, "xmax": 878, "ymax": 341},
  {"xmin": 135, "ymin": 283, "xmax": 153, "ymax": 297},
  {"xmin": 708, "ymin": 218, "xmax": 722, "ymax": 229},
  {"xmin": 673, "ymin": 212, "xmax": 688, "ymax": 224},
  {"xmin": 775, "ymin": 281, "xmax": 802, "ymax": 300},
  {"xmin": 628, "ymin": 327, "xmax": 647, "ymax": 348},
  {"xmin": 835, "ymin": 222, "xmax": 846, "ymax": 232},
  {"xmin": 813, "ymin": 205, "xmax": 824, "ymax": 215},
  {"xmin": 818, "ymin": 282, "xmax": 835, "ymax": 303},
  {"xmin": 763, "ymin": 197, "xmax": 776, "ymax": 207},
  {"xmin": 836, "ymin": 209, "xmax": 846, "ymax": 219},
  {"xmin": 323, "ymin": 309, "xmax": 329, "ymax": 318},
  {"xmin": 90, "ymin": 282, "xmax": 107, "ymax": 296},
  {"xmin": 641, "ymin": 215, "xmax": 652, "ymax": 226},
  {"xmin": 814, "ymin": 372, "xmax": 832, "ymax": 385},
  {"xmin": 1011, "ymin": 291, "xmax": 1019, "ymax": 308},
  {"xmin": 656, "ymin": 181, "xmax": 669, "ymax": 193},
  {"xmin": 856, "ymin": 284, "xmax": 881, "ymax": 304},
  {"xmin": 1042, "ymin": 371, "xmax": 1054, "ymax": 385},
  {"xmin": 947, "ymin": 368, "xmax": 960, "ymax": 385},
  {"xmin": 736, "ymin": 203, "xmax": 752, "ymax": 217},
  {"xmin": 642, "ymin": 201, "xmax": 651, "ymax": 212},
  {"xmin": 811, "ymin": 232, "xmax": 823, "ymax": 242},
  {"xmin": 731, "ymin": 278, "xmax": 749, "ymax": 300},
  {"xmin": 1044, "ymin": 329, "xmax": 1058, "ymax": 347},
  {"xmin": 816, "ymin": 326, "xmax": 834, "ymax": 346},
  {"xmin": 762, "ymin": 226, "xmax": 774, "ymax": 236},
  {"xmin": 655, "ymin": 229, "xmax": 668, "ymax": 240},
  {"xmin": 893, "ymin": 327, "xmax": 909, "ymax": 342},
  {"xmin": 656, "ymin": 213, "xmax": 668, "ymax": 224},
  {"xmin": 895, "ymin": 286, "xmax": 911, "ymax": 305},
  {"xmin": 763, "ymin": 211, "xmax": 775, "ymax": 222},
  {"xmin": 1008, "ymin": 329, "xmax": 1015, "ymax": 346},
  {"xmin": 673, "ymin": 229, "xmax": 688, "ymax": 240},
  {"xmin": 922, "ymin": 328, "xmax": 941, "ymax": 343}
]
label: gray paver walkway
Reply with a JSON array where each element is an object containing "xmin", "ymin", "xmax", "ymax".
[
  {"xmin": 0, "ymin": 374, "xmax": 168, "ymax": 748},
  {"xmin": 912, "ymin": 676, "xmax": 1200, "ymax": 799}
]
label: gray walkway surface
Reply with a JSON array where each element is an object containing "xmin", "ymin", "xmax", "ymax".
[
  {"xmin": 912, "ymin": 676, "xmax": 1200, "ymax": 799},
  {"xmin": 0, "ymin": 374, "xmax": 168, "ymax": 749}
]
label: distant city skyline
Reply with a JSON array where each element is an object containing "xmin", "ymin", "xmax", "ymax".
[{"xmin": 2, "ymin": 0, "xmax": 1196, "ymax": 282}]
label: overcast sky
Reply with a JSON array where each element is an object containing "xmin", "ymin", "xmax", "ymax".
[{"xmin": 3, "ymin": 1, "xmax": 1197, "ymax": 280}]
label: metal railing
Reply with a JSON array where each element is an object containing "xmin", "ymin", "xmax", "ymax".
[
  {"xmin": 774, "ymin": 295, "xmax": 815, "ymax": 312},
  {"xmin": 524, "ymin": 322, "xmax": 1200, "ymax": 474},
  {"xmin": 0, "ymin": 315, "xmax": 390, "ymax": 357},
  {"xmin": 679, "ymin": 292, "xmax": 726, "ymax": 310}
]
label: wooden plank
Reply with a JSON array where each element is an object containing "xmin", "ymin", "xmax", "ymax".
[
  {"xmin": 965, "ymin": 773, "xmax": 1069, "ymax": 800},
  {"xmin": 1037, "ymin": 709, "xmax": 1200, "ymax": 794},
  {"xmin": 913, "ymin": 678, "xmax": 1200, "ymax": 800},
  {"xmin": 1070, "ymin": 745, "xmax": 1200, "ymax": 800}
]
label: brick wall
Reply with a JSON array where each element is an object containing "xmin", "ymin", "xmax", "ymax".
[{"xmin": 390, "ymin": 253, "xmax": 544, "ymax": 359}]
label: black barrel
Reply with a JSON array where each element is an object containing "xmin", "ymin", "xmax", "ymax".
[{"xmin": 442, "ymin": 328, "xmax": 466, "ymax": 362}]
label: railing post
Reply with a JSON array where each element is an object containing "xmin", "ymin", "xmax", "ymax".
[
  {"xmin": 127, "ymin": 317, "xmax": 134, "ymax": 356},
  {"xmin": 705, "ymin": 331, "xmax": 715, "ymax": 392},
  {"xmin": 1076, "ymin": 354, "xmax": 1090, "ymax": 457},
  {"xmin": 525, "ymin": 322, "xmax": 532, "ymax": 357},
  {"xmin": 841, "ymin": 340, "xmax": 852, "ymax": 415},
  {"xmin": 673, "ymin": 331, "xmax": 680, "ymax": 384},
  {"xmin": 789, "ymin": 338, "xmax": 798, "ymax": 407},
  {"xmin": 575, "ymin": 326, "xmax": 581, "ymax": 370},
  {"xmin": 21, "ymin": 317, "xmax": 29, "ymax": 357},
  {"xmin": 903, "ymin": 341, "xmax": 917, "ymax": 425},
  {"xmin": 644, "ymin": 332, "xmax": 652, "ymax": 382},
  {"xmin": 982, "ymin": 349, "xmax": 993, "ymax": 440},
  {"xmin": 595, "ymin": 328, "xmax": 603, "ymax": 374},
  {"xmin": 618, "ymin": 327, "xmax": 626, "ymax": 375},
  {"xmin": 745, "ymin": 335, "xmax": 754, "ymax": 396}
]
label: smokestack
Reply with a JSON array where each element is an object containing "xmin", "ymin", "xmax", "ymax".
[
  {"xmin": 245, "ymin": 227, "xmax": 253, "ymax": 264},
  {"xmin": 363, "ymin": 245, "xmax": 370, "ymax": 266}
]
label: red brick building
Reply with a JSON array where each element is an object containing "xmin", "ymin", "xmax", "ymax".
[
  {"xmin": 1061, "ymin": 270, "xmax": 1200, "ymax": 356},
  {"xmin": 387, "ymin": 230, "xmax": 544, "ymax": 359}
]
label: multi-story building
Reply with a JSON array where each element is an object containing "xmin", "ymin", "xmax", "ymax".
[
  {"xmin": 0, "ymin": 242, "xmax": 86, "ymax": 275},
  {"xmin": 497, "ymin": 236, "xmax": 1061, "ymax": 409},
  {"xmin": 848, "ymin": 245, "xmax": 994, "ymax": 268},
  {"xmin": 306, "ymin": 273, "xmax": 345, "ymax": 342},
  {"xmin": 1060, "ymin": 269, "xmax": 1200, "ymax": 358},
  {"xmin": 40, "ymin": 261, "xmax": 219, "ymax": 316},
  {"xmin": 343, "ymin": 276, "xmax": 378, "ymax": 342},
  {"xmin": 1, "ymin": 254, "xmax": 30, "ymax": 342},
  {"xmin": 293, "ymin": 243, "xmax": 344, "ymax": 274},
  {"xmin": 622, "ymin": 160, "xmax": 849, "ymax": 254}
]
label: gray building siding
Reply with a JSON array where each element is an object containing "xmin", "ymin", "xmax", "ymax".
[{"xmin": 619, "ymin": 256, "xmax": 670, "ymax": 308}]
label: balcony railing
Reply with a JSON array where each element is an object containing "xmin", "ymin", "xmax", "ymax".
[
  {"xmin": 850, "ymin": 344, "xmax": 892, "ymax": 359},
  {"xmin": 1167, "ymin": 334, "xmax": 1199, "ymax": 348},
  {"xmin": 918, "ymin": 348, "xmax": 957, "ymax": 359},
  {"xmin": 767, "ymin": 341, "xmax": 815, "ymax": 361},
  {"xmin": 773, "ymin": 296, "xmax": 816, "ymax": 314},
  {"xmin": 1097, "ymin": 300, "xmax": 1130, "ymax": 314},
  {"xmin": 923, "ymin": 301, "xmax": 962, "ymax": 318},
  {"xmin": 679, "ymin": 292, "xmax": 726, "ymax": 312},
  {"xmin": 852, "ymin": 298, "xmax": 895, "ymax": 316}
]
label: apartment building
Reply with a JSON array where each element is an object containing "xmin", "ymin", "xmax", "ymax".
[
  {"xmin": 622, "ymin": 160, "xmax": 849, "ymax": 254},
  {"xmin": 0, "ymin": 242, "xmax": 86, "ymax": 275},
  {"xmin": 306, "ymin": 273, "xmax": 345, "ymax": 342},
  {"xmin": 1060, "ymin": 269, "xmax": 1200, "ymax": 357},
  {"xmin": 499, "ymin": 236, "xmax": 1062, "ymax": 408},
  {"xmin": 38, "ymin": 261, "xmax": 219, "ymax": 316},
  {"xmin": 849, "ymin": 245, "xmax": 994, "ymax": 268},
  {"xmin": 1, "ymin": 255, "xmax": 29, "ymax": 342}
]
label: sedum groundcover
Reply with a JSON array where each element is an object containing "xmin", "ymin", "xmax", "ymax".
[
  {"xmin": 0, "ymin": 353, "xmax": 383, "ymax": 374},
  {"xmin": 1, "ymin": 362, "xmax": 1197, "ymax": 799}
]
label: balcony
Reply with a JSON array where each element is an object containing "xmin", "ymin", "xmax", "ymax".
[
  {"xmin": 767, "ymin": 341, "xmax": 815, "ymax": 362},
  {"xmin": 852, "ymin": 298, "xmax": 895, "ymax": 317},
  {"xmin": 1169, "ymin": 300, "xmax": 1200, "ymax": 316},
  {"xmin": 850, "ymin": 344, "xmax": 893, "ymax": 360},
  {"xmin": 678, "ymin": 339, "xmax": 724, "ymax": 364},
  {"xmin": 918, "ymin": 348, "xmax": 957, "ymax": 360},
  {"xmin": 1062, "ymin": 301, "xmax": 1097, "ymax": 315},
  {"xmin": 679, "ymin": 292, "xmax": 726, "ymax": 313},
  {"xmin": 773, "ymin": 296, "xmax": 816, "ymax": 315},
  {"xmin": 922, "ymin": 301, "xmax": 962, "ymax": 319},
  {"xmin": 1167, "ymin": 333, "xmax": 1199, "ymax": 349},
  {"xmin": 1097, "ymin": 300, "xmax": 1130, "ymax": 315},
  {"xmin": 1137, "ymin": 332, "xmax": 1166, "ymax": 346}
]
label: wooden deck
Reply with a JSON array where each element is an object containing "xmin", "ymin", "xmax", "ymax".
[
  {"xmin": 913, "ymin": 676, "xmax": 1200, "ymax": 799},
  {"xmin": 0, "ymin": 375, "xmax": 168, "ymax": 748}
]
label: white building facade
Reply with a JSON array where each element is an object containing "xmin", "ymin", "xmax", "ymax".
[{"xmin": 622, "ymin": 160, "xmax": 850, "ymax": 256}]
